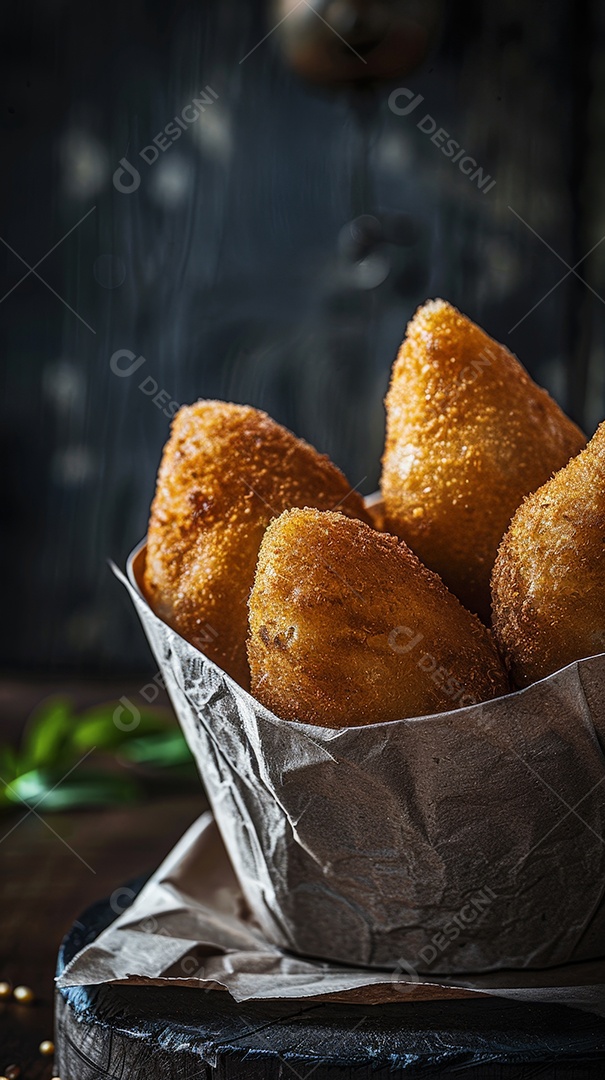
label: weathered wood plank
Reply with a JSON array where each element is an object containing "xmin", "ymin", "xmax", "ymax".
[{"xmin": 56, "ymin": 886, "xmax": 605, "ymax": 1078}]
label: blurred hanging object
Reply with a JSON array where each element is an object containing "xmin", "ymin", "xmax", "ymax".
[
  {"xmin": 272, "ymin": 0, "xmax": 440, "ymax": 294},
  {"xmin": 271, "ymin": 0, "xmax": 443, "ymax": 86}
]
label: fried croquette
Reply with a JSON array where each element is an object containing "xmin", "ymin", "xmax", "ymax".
[
  {"xmin": 144, "ymin": 402, "xmax": 371, "ymax": 688},
  {"xmin": 492, "ymin": 421, "xmax": 605, "ymax": 687},
  {"xmin": 381, "ymin": 299, "xmax": 586, "ymax": 622},
  {"xmin": 248, "ymin": 508, "xmax": 509, "ymax": 727}
]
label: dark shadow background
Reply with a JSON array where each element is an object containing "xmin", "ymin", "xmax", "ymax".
[{"xmin": 1, "ymin": 0, "xmax": 604, "ymax": 677}]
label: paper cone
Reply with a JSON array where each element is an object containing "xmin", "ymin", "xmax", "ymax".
[{"xmin": 118, "ymin": 538, "xmax": 605, "ymax": 976}]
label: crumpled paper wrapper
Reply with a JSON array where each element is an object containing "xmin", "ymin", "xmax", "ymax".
[
  {"xmin": 56, "ymin": 809, "xmax": 605, "ymax": 1016},
  {"xmin": 103, "ymin": 539, "xmax": 605, "ymax": 981}
]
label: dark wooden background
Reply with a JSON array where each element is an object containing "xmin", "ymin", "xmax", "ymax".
[{"xmin": 1, "ymin": 0, "xmax": 604, "ymax": 677}]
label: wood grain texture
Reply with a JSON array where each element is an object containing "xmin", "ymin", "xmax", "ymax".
[
  {"xmin": 55, "ymin": 885, "xmax": 605, "ymax": 1079},
  {"xmin": 3, "ymin": 0, "xmax": 602, "ymax": 677},
  {"xmin": 0, "ymin": 785, "xmax": 204, "ymax": 1077}
]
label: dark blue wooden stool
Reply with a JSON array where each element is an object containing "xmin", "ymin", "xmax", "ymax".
[{"xmin": 55, "ymin": 882, "xmax": 605, "ymax": 1078}]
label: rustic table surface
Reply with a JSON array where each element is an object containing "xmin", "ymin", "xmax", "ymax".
[
  {"xmin": 0, "ymin": 788, "xmax": 204, "ymax": 1078},
  {"xmin": 0, "ymin": 677, "xmax": 205, "ymax": 1078}
]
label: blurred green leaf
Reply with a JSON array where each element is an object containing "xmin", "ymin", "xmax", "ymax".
[
  {"xmin": 20, "ymin": 699, "xmax": 74, "ymax": 772},
  {"xmin": 5, "ymin": 768, "xmax": 141, "ymax": 811},
  {"xmin": 0, "ymin": 743, "xmax": 20, "ymax": 783},
  {"xmin": 119, "ymin": 730, "xmax": 193, "ymax": 768},
  {"xmin": 69, "ymin": 715, "xmax": 124, "ymax": 752},
  {"xmin": 72, "ymin": 704, "xmax": 173, "ymax": 753},
  {"xmin": 0, "ymin": 694, "xmax": 190, "ymax": 814}
]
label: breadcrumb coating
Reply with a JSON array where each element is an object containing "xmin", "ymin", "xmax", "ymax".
[
  {"xmin": 248, "ymin": 508, "xmax": 509, "ymax": 727},
  {"xmin": 381, "ymin": 299, "xmax": 586, "ymax": 621},
  {"xmin": 492, "ymin": 421, "xmax": 605, "ymax": 687},
  {"xmin": 144, "ymin": 401, "xmax": 371, "ymax": 688}
]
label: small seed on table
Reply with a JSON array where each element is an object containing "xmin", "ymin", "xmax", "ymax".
[
  {"xmin": 39, "ymin": 1041, "xmax": 55, "ymax": 1057},
  {"xmin": 0, "ymin": 982, "xmax": 11, "ymax": 1000},
  {"xmin": 12, "ymin": 985, "xmax": 35, "ymax": 1004}
]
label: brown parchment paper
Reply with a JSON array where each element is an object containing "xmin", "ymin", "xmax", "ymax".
[
  {"xmin": 57, "ymin": 810, "xmax": 605, "ymax": 1016},
  {"xmin": 57, "ymin": 525, "xmax": 605, "ymax": 1013},
  {"xmin": 108, "ymin": 543, "xmax": 605, "ymax": 976}
]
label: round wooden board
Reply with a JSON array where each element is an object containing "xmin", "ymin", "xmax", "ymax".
[{"xmin": 55, "ymin": 882, "xmax": 604, "ymax": 1079}]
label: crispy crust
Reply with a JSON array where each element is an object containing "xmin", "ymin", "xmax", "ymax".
[
  {"xmin": 492, "ymin": 421, "xmax": 605, "ymax": 687},
  {"xmin": 144, "ymin": 401, "xmax": 371, "ymax": 688},
  {"xmin": 248, "ymin": 507, "xmax": 509, "ymax": 727},
  {"xmin": 381, "ymin": 299, "xmax": 586, "ymax": 622}
]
